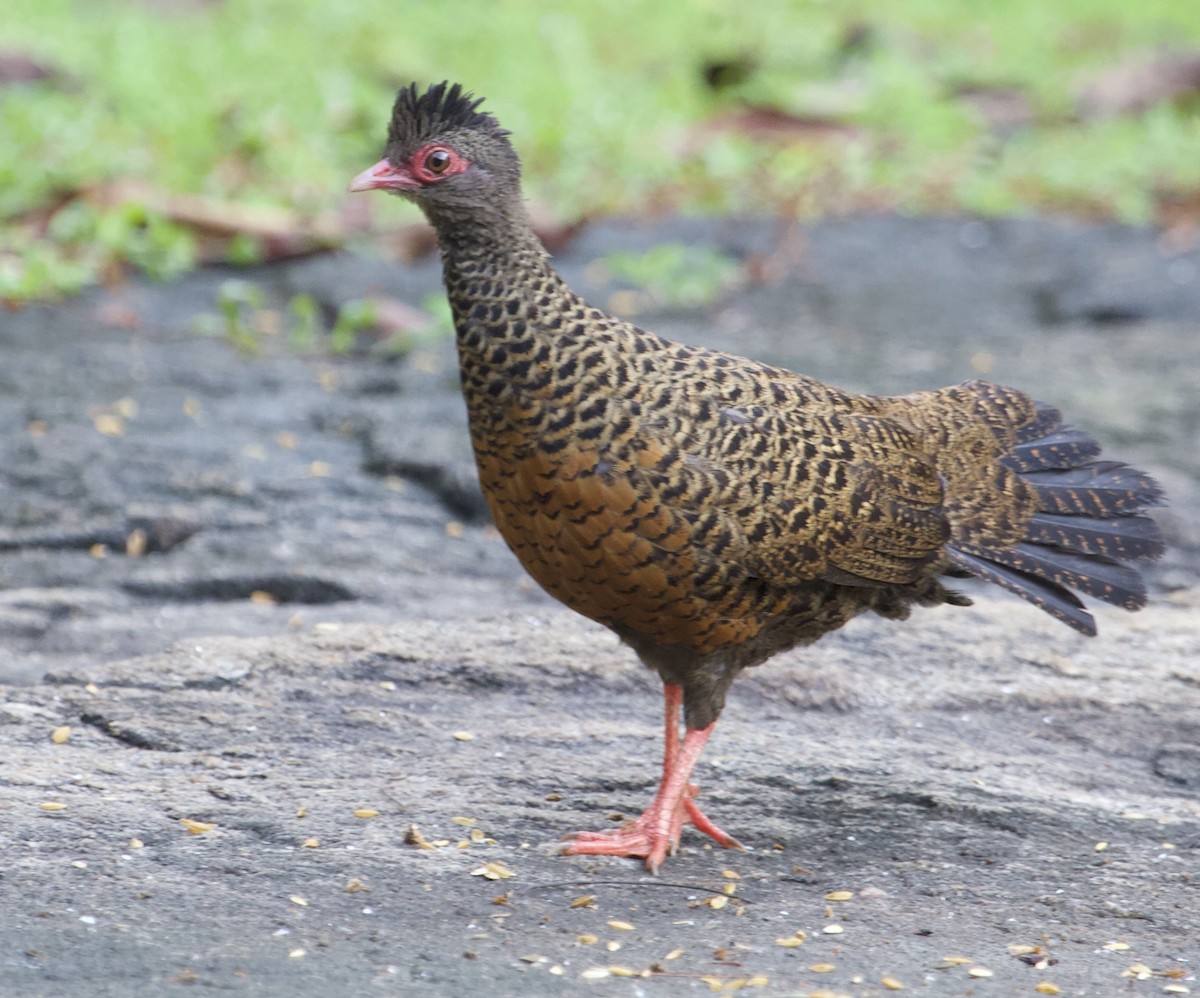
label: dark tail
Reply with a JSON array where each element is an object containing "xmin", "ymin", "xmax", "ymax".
[{"xmin": 946, "ymin": 401, "xmax": 1165, "ymax": 635}]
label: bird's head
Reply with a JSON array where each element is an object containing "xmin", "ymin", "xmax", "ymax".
[{"xmin": 349, "ymin": 82, "xmax": 520, "ymax": 219}]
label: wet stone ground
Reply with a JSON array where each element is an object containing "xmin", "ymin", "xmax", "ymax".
[{"xmin": 0, "ymin": 215, "xmax": 1198, "ymax": 997}]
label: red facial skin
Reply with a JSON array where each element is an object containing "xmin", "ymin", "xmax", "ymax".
[{"xmin": 348, "ymin": 144, "xmax": 470, "ymax": 193}]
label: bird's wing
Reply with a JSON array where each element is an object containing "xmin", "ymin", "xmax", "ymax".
[
  {"xmin": 644, "ymin": 394, "xmax": 949, "ymax": 589},
  {"xmin": 624, "ymin": 362, "xmax": 950, "ymax": 587}
]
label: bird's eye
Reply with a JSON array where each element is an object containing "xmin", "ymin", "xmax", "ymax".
[{"xmin": 425, "ymin": 149, "xmax": 452, "ymax": 174}]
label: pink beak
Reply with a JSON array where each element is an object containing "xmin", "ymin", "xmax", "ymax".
[{"xmin": 348, "ymin": 158, "xmax": 417, "ymax": 193}]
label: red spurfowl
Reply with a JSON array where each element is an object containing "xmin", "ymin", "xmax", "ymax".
[{"xmin": 350, "ymin": 83, "xmax": 1165, "ymax": 872}]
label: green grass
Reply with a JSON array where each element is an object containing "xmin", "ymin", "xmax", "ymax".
[
  {"xmin": 3, "ymin": 0, "xmax": 1200, "ymax": 299},
  {"xmin": 599, "ymin": 244, "xmax": 743, "ymax": 310}
]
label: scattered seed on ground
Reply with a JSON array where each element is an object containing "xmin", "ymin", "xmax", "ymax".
[
  {"xmin": 404, "ymin": 825, "xmax": 435, "ymax": 849},
  {"xmin": 93, "ymin": 413, "xmax": 124, "ymax": 437},
  {"xmin": 470, "ymin": 862, "xmax": 515, "ymax": 881},
  {"xmin": 125, "ymin": 529, "xmax": 147, "ymax": 557}
]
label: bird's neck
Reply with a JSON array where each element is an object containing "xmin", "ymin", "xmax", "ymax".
[
  {"xmin": 431, "ymin": 205, "xmax": 577, "ymax": 347},
  {"xmin": 429, "ymin": 203, "xmax": 602, "ymax": 424}
]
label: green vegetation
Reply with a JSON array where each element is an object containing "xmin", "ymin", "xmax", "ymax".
[
  {"xmin": 3, "ymin": 0, "xmax": 1200, "ymax": 299},
  {"xmin": 191, "ymin": 280, "xmax": 442, "ymax": 357},
  {"xmin": 600, "ymin": 244, "xmax": 743, "ymax": 310}
]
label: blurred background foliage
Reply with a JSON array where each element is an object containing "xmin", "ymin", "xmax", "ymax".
[{"xmin": 2, "ymin": 0, "xmax": 1200, "ymax": 299}]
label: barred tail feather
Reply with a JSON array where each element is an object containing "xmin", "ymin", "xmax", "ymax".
[
  {"xmin": 949, "ymin": 402, "xmax": 1165, "ymax": 635},
  {"xmin": 946, "ymin": 548, "xmax": 1096, "ymax": 634},
  {"xmin": 1021, "ymin": 462, "xmax": 1164, "ymax": 518},
  {"xmin": 1004, "ymin": 428, "xmax": 1100, "ymax": 473},
  {"xmin": 1022, "ymin": 511, "xmax": 1163, "ymax": 561}
]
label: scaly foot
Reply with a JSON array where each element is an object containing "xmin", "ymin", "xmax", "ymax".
[{"xmin": 562, "ymin": 782, "xmax": 742, "ymax": 873}]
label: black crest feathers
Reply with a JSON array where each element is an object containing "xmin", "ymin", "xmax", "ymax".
[{"xmin": 386, "ymin": 82, "xmax": 507, "ymax": 152}]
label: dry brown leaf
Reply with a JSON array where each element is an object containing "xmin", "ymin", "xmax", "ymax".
[
  {"xmin": 1079, "ymin": 53, "xmax": 1200, "ymax": 118},
  {"xmin": 0, "ymin": 50, "xmax": 64, "ymax": 85},
  {"xmin": 86, "ymin": 180, "xmax": 342, "ymax": 263},
  {"xmin": 698, "ymin": 104, "xmax": 860, "ymax": 148},
  {"xmin": 954, "ymin": 85, "xmax": 1035, "ymax": 131}
]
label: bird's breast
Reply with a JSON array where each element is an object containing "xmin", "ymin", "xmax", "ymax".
[{"xmin": 463, "ymin": 378, "xmax": 780, "ymax": 656}]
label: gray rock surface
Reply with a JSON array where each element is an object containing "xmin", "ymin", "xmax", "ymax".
[{"xmin": 1, "ymin": 215, "xmax": 1198, "ymax": 996}]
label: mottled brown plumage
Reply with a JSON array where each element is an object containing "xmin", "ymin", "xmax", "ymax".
[{"xmin": 351, "ymin": 83, "xmax": 1166, "ymax": 871}]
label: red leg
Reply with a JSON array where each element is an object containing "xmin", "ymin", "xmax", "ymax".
[{"xmin": 561, "ymin": 684, "xmax": 743, "ymax": 873}]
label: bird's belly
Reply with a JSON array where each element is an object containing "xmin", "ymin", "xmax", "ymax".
[{"xmin": 473, "ymin": 439, "xmax": 791, "ymax": 655}]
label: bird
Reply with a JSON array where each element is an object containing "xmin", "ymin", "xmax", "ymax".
[{"xmin": 349, "ymin": 82, "xmax": 1166, "ymax": 873}]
